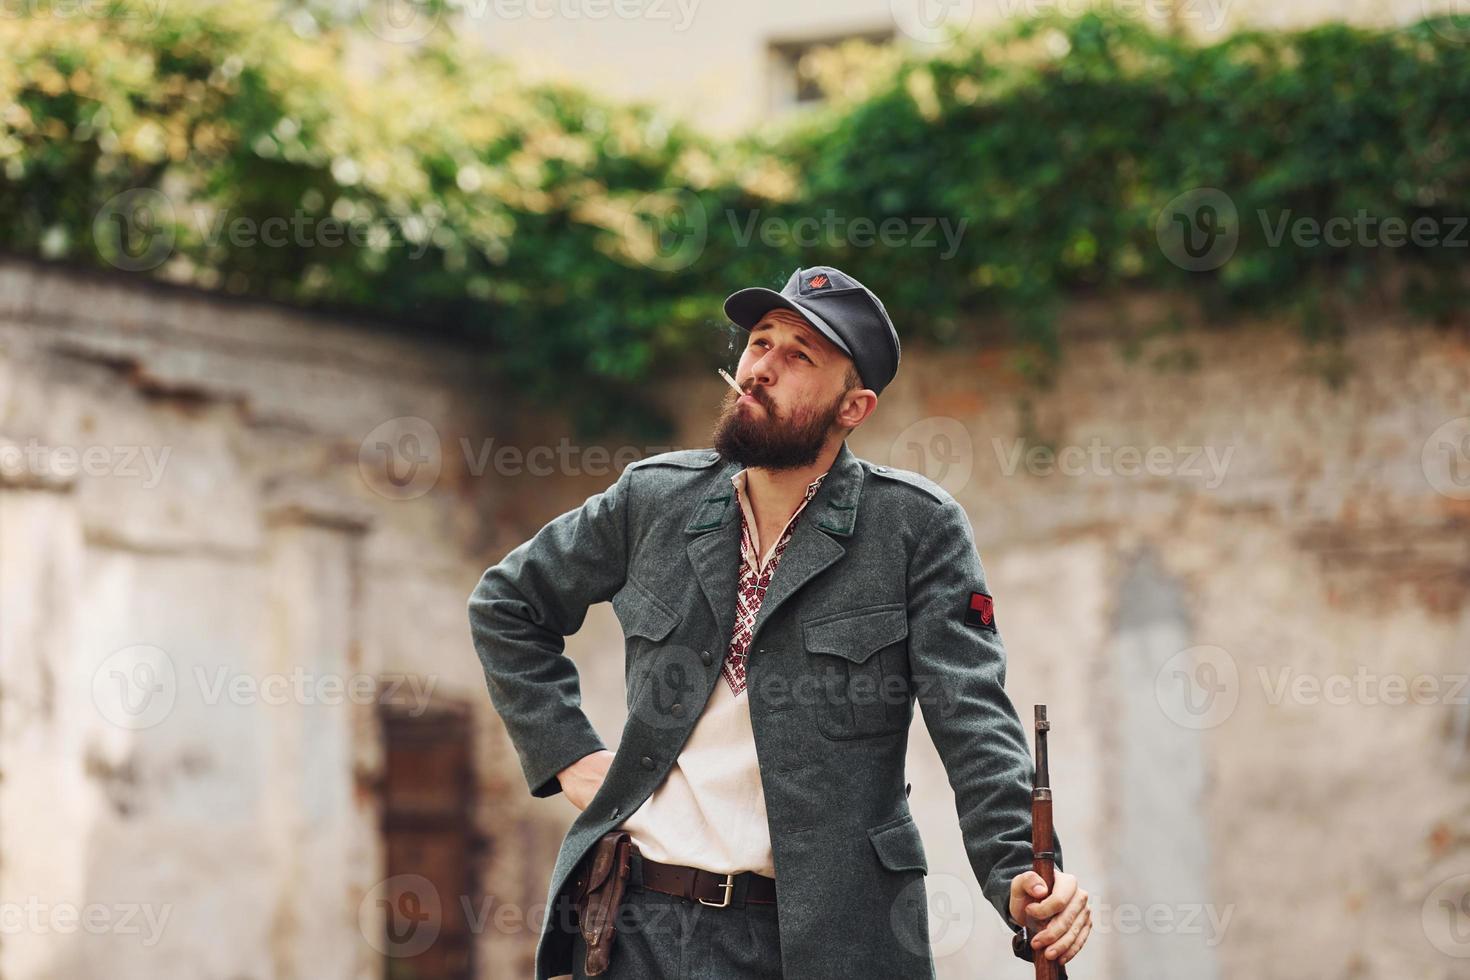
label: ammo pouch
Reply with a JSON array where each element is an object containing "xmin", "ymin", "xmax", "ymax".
[{"xmin": 570, "ymin": 830, "xmax": 634, "ymax": 976}]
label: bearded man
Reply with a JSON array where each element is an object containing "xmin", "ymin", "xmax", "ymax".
[{"xmin": 468, "ymin": 265, "xmax": 1091, "ymax": 979}]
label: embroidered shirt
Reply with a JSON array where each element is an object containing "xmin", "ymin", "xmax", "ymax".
[
  {"xmin": 721, "ymin": 469, "xmax": 827, "ymax": 696},
  {"xmin": 616, "ymin": 466, "xmax": 829, "ymax": 878}
]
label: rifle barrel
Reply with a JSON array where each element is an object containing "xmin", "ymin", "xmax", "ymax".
[{"xmin": 1030, "ymin": 704, "xmax": 1062, "ymax": 979}]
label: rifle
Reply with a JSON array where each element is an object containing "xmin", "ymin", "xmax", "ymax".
[{"xmin": 1028, "ymin": 704, "xmax": 1066, "ymax": 980}]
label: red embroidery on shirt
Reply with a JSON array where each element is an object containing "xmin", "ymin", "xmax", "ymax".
[{"xmin": 721, "ymin": 473, "xmax": 826, "ymax": 696}]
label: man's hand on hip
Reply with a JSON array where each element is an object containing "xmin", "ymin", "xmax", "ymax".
[
  {"xmin": 1009, "ymin": 869, "xmax": 1092, "ymax": 967},
  {"xmin": 558, "ymin": 749, "xmax": 615, "ymax": 812}
]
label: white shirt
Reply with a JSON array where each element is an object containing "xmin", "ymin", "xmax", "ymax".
[{"xmin": 616, "ymin": 466, "xmax": 829, "ymax": 877}]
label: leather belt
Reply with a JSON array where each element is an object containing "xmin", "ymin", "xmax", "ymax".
[{"xmin": 629, "ymin": 845, "xmax": 777, "ymax": 908}]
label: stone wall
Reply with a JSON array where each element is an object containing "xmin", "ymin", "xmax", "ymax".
[
  {"xmin": 800, "ymin": 301, "xmax": 1470, "ymax": 980},
  {"xmin": 1, "ymin": 255, "xmax": 1467, "ymax": 978},
  {"xmin": 0, "ymin": 256, "xmax": 545, "ymax": 978}
]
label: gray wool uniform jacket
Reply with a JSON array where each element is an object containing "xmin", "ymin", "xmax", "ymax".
[{"xmin": 467, "ymin": 440, "xmax": 1064, "ymax": 979}]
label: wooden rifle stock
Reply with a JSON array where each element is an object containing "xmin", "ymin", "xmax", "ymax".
[{"xmin": 1030, "ymin": 705, "xmax": 1064, "ymax": 980}]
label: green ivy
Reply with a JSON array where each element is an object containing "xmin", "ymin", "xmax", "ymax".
[{"xmin": 2, "ymin": 4, "xmax": 1466, "ymax": 437}]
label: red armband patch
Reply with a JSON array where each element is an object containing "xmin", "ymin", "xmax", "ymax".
[{"xmin": 965, "ymin": 591, "xmax": 996, "ymax": 632}]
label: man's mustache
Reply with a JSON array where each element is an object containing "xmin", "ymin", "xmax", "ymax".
[{"xmin": 732, "ymin": 384, "xmax": 771, "ymax": 409}]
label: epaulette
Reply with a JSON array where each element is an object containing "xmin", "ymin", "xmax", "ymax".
[
  {"xmin": 862, "ymin": 460, "xmax": 949, "ymax": 504},
  {"xmin": 625, "ymin": 448, "xmax": 723, "ymax": 471}
]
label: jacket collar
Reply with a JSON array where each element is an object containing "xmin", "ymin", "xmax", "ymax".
[
  {"xmin": 684, "ymin": 440, "xmax": 864, "ymax": 537},
  {"xmin": 684, "ymin": 441, "xmax": 865, "ymax": 648}
]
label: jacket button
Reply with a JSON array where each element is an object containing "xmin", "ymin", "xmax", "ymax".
[
  {"xmin": 671, "ymin": 703, "xmax": 685, "ymax": 717},
  {"xmin": 700, "ymin": 650, "xmax": 712, "ymax": 665},
  {"xmin": 641, "ymin": 756, "xmax": 654, "ymax": 770},
  {"xmin": 875, "ymin": 466, "xmax": 888, "ymax": 473},
  {"xmin": 610, "ymin": 806, "xmax": 621, "ymax": 819}
]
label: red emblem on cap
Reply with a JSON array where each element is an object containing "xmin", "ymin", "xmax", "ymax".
[{"xmin": 808, "ymin": 274, "xmax": 829, "ymax": 289}]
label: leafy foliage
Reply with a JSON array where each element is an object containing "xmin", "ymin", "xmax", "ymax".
[{"xmin": 2, "ymin": 4, "xmax": 1466, "ymax": 435}]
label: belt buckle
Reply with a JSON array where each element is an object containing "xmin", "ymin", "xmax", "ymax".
[{"xmin": 697, "ymin": 872, "xmax": 736, "ymax": 908}]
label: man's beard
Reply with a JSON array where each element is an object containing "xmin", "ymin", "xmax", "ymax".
[{"xmin": 711, "ymin": 384, "xmax": 845, "ymax": 470}]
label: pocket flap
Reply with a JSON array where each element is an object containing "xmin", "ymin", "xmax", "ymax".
[
  {"xmin": 612, "ymin": 578, "xmax": 680, "ymax": 641},
  {"xmin": 868, "ymin": 816, "xmax": 928, "ymax": 874},
  {"xmin": 803, "ymin": 605, "xmax": 908, "ymax": 663}
]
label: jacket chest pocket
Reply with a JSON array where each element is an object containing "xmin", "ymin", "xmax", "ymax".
[
  {"xmin": 612, "ymin": 577, "xmax": 687, "ymax": 715},
  {"xmin": 612, "ymin": 576, "xmax": 680, "ymax": 642},
  {"xmin": 802, "ymin": 603, "xmax": 912, "ymax": 740}
]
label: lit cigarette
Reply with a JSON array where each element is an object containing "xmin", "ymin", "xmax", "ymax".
[{"xmin": 717, "ymin": 368, "xmax": 745, "ymax": 396}]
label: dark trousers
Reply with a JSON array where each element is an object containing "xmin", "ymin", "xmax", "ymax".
[{"xmin": 570, "ymin": 859, "xmax": 783, "ymax": 980}]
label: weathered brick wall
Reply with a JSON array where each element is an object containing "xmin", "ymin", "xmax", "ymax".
[
  {"xmin": 0, "ymin": 257, "xmax": 556, "ymax": 979},
  {"xmin": 1, "ymin": 256, "xmax": 1467, "ymax": 979},
  {"xmin": 642, "ymin": 299, "xmax": 1470, "ymax": 979}
]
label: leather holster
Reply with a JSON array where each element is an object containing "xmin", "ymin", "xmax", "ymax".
[{"xmin": 570, "ymin": 830, "xmax": 634, "ymax": 976}]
